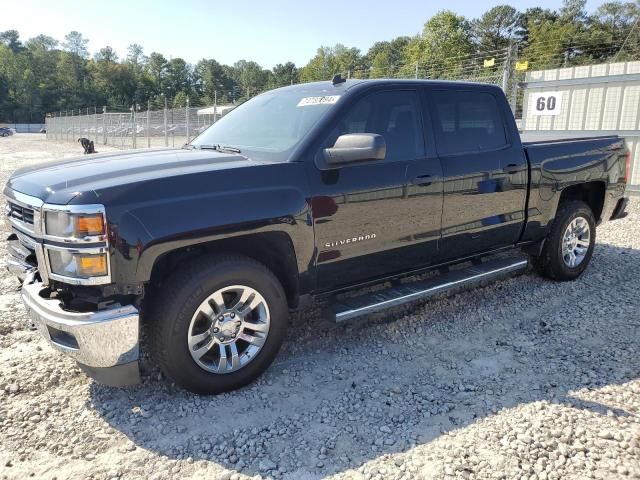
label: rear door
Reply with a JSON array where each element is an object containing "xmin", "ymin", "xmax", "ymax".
[
  {"xmin": 308, "ymin": 88, "xmax": 443, "ymax": 291},
  {"xmin": 426, "ymin": 87, "xmax": 527, "ymax": 260}
]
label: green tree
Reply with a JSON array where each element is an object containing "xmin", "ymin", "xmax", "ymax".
[
  {"xmin": 0, "ymin": 30, "xmax": 23, "ymax": 53},
  {"xmin": 194, "ymin": 58, "xmax": 228, "ymax": 102},
  {"xmin": 269, "ymin": 62, "xmax": 298, "ymax": 88},
  {"xmin": 55, "ymin": 51, "xmax": 88, "ymax": 110},
  {"xmin": 370, "ymin": 49, "xmax": 393, "ymax": 78},
  {"xmin": 127, "ymin": 44, "xmax": 146, "ymax": 67},
  {"xmin": 365, "ymin": 37, "xmax": 411, "ymax": 78},
  {"xmin": 172, "ymin": 90, "xmax": 189, "ymax": 108},
  {"xmin": 147, "ymin": 52, "xmax": 168, "ymax": 95},
  {"xmin": 521, "ymin": 0, "xmax": 593, "ymax": 69},
  {"xmin": 560, "ymin": 0, "xmax": 588, "ymax": 23},
  {"xmin": 23, "ymin": 35, "xmax": 61, "ymax": 116},
  {"xmin": 402, "ymin": 10, "xmax": 473, "ymax": 78},
  {"xmin": 233, "ymin": 60, "xmax": 268, "ymax": 98},
  {"xmin": 472, "ymin": 5, "xmax": 520, "ymax": 52},
  {"xmin": 333, "ymin": 44, "xmax": 363, "ymax": 77},
  {"xmin": 586, "ymin": 2, "xmax": 640, "ymax": 60},
  {"xmin": 299, "ymin": 46, "xmax": 338, "ymax": 82},
  {"xmin": 24, "ymin": 34, "xmax": 58, "ymax": 51},
  {"xmin": 62, "ymin": 31, "xmax": 89, "ymax": 58},
  {"xmin": 166, "ymin": 58, "xmax": 192, "ymax": 98},
  {"xmin": 94, "ymin": 46, "xmax": 118, "ymax": 63},
  {"xmin": 515, "ymin": 8, "xmax": 558, "ymax": 43}
]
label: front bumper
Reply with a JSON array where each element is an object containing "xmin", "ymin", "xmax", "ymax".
[{"xmin": 21, "ymin": 271, "xmax": 141, "ymax": 386}]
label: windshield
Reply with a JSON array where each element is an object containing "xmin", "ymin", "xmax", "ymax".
[{"xmin": 190, "ymin": 90, "xmax": 340, "ymax": 161}]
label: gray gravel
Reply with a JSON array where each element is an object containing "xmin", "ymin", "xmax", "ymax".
[{"xmin": 0, "ymin": 134, "xmax": 639, "ymax": 480}]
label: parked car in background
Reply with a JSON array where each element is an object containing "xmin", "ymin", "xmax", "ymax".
[
  {"xmin": 0, "ymin": 127, "xmax": 14, "ymax": 137},
  {"xmin": 4, "ymin": 78, "xmax": 630, "ymax": 394}
]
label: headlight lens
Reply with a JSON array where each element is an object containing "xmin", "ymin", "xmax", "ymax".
[
  {"xmin": 45, "ymin": 211, "xmax": 105, "ymax": 239},
  {"xmin": 48, "ymin": 250, "xmax": 108, "ymax": 278}
]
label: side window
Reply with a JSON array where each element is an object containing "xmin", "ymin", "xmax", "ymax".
[
  {"xmin": 327, "ymin": 91, "xmax": 425, "ymax": 161},
  {"xmin": 431, "ymin": 90, "xmax": 508, "ymax": 155}
]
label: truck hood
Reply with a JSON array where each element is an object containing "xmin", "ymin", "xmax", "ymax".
[{"xmin": 5, "ymin": 148, "xmax": 262, "ymax": 204}]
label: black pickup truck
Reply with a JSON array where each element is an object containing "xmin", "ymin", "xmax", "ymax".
[{"xmin": 4, "ymin": 78, "xmax": 630, "ymax": 394}]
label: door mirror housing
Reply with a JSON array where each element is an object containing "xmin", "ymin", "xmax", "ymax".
[{"xmin": 323, "ymin": 133, "xmax": 386, "ymax": 166}]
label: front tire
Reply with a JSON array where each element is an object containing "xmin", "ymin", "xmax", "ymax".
[
  {"xmin": 531, "ymin": 200, "xmax": 596, "ymax": 281},
  {"xmin": 150, "ymin": 254, "xmax": 288, "ymax": 394}
]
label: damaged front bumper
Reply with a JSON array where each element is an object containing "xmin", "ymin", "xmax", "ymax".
[{"xmin": 21, "ymin": 270, "xmax": 141, "ymax": 386}]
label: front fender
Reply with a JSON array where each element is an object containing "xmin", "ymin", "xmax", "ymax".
[{"xmin": 103, "ymin": 163, "xmax": 315, "ymax": 290}]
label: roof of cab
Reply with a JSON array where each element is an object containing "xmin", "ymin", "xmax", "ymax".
[{"xmin": 266, "ymin": 78, "xmax": 502, "ymax": 96}]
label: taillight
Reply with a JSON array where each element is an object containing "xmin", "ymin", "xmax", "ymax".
[{"xmin": 623, "ymin": 150, "xmax": 631, "ymax": 184}]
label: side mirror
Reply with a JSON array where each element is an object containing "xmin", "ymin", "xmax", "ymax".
[{"xmin": 323, "ymin": 133, "xmax": 386, "ymax": 166}]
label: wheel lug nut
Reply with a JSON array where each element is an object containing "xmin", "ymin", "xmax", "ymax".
[
  {"xmin": 236, "ymin": 321, "xmax": 241, "ymax": 326},
  {"xmin": 213, "ymin": 327, "xmax": 219, "ymax": 333},
  {"xmin": 230, "ymin": 313, "xmax": 235, "ymax": 318}
]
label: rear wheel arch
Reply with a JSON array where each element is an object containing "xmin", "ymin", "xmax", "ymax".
[{"xmin": 555, "ymin": 181, "xmax": 605, "ymax": 222}]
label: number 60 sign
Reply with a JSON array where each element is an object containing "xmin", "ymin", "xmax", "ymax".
[{"xmin": 531, "ymin": 91, "xmax": 563, "ymax": 116}]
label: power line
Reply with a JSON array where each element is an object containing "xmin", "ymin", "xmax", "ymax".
[{"xmin": 614, "ymin": 16, "xmax": 640, "ymax": 61}]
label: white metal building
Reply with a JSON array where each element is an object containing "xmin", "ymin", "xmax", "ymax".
[{"xmin": 522, "ymin": 61, "xmax": 640, "ymax": 189}]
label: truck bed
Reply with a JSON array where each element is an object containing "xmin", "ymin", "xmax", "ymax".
[
  {"xmin": 520, "ymin": 132, "xmax": 621, "ymax": 146},
  {"xmin": 522, "ymin": 134, "xmax": 625, "ymax": 169}
]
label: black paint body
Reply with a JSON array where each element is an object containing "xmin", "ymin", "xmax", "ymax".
[{"xmin": 5, "ymin": 80, "xmax": 629, "ymax": 305}]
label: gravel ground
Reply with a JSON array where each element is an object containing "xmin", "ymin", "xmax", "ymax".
[{"xmin": 0, "ymin": 134, "xmax": 639, "ymax": 480}]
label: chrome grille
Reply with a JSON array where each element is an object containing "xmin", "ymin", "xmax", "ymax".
[{"xmin": 7, "ymin": 201, "xmax": 35, "ymax": 225}]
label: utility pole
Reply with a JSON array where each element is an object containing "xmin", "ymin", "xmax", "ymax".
[
  {"xmin": 415, "ymin": 62, "xmax": 419, "ymax": 79},
  {"xmin": 510, "ymin": 43, "xmax": 519, "ymax": 114},
  {"xmin": 163, "ymin": 95, "xmax": 168, "ymax": 147},
  {"xmin": 146, "ymin": 100, "xmax": 151, "ymax": 148},
  {"xmin": 185, "ymin": 97, "xmax": 190, "ymax": 144},
  {"xmin": 502, "ymin": 44, "xmax": 512, "ymax": 93},
  {"xmin": 132, "ymin": 104, "xmax": 136, "ymax": 149},
  {"xmin": 102, "ymin": 106, "xmax": 107, "ymax": 145}
]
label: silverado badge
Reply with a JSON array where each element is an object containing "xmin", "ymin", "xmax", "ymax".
[{"xmin": 325, "ymin": 233, "xmax": 376, "ymax": 249}]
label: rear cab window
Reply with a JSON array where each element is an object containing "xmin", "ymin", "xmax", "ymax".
[{"xmin": 429, "ymin": 90, "xmax": 508, "ymax": 156}]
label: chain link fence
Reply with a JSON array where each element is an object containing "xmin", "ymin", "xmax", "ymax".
[{"xmin": 45, "ymin": 105, "xmax": 223, "ymax": 150}]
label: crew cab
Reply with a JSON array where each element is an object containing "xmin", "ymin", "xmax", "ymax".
[{"xmin": 4, "ymin": 78, "xmax": 630, "ymax": 394}]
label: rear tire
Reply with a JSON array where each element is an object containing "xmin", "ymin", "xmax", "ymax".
[
  {"xmin": 149, "ymin": 254, "xmax": 288, "ymax": 394},
  {"xmin": 531, "ymin": 200, "xmax": 596, "ymax": 281}
]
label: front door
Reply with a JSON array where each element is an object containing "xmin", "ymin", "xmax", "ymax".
[{"xmin": 308, "ymin": 88, "xmax": 443, "ymax": 292}]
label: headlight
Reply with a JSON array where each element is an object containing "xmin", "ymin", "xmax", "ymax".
[
  {"xmin": 44, "ymin": 210, "xmax": 105, "ymax": 239},
  {"xmin": 48, "ymin": 250, "xmax": 108, "ymax": 278},
  {"xmin": 40, "ymin": 204, "xmax": 111, "ymax": 285}
]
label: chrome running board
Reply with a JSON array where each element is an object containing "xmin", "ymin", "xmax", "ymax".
[{"xmin": 332, "ymin": 257, "xmax": 528, "ymax": 323}]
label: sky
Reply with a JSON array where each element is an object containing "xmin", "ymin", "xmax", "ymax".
[{"xmin": 2, "ymin": 0, "xmax": 610, "ymax": 68}]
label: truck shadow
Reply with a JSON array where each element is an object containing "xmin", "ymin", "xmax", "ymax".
[{"xmin": 89, "ymin": 241, "xmax": 639, "ymax": 479}]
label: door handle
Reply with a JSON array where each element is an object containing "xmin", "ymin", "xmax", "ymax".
[
  {"xmin": 502, "ymin": 163, "xmax": 520, "ymax": 175},
  {"xmin": 412, "ymin": 174, "xmax": 432, "ymax": 186}
]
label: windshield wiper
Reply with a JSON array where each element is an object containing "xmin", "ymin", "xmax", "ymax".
[{"xmin": 195, "ymin": 144, "xmax": 242, "ymax": 154}]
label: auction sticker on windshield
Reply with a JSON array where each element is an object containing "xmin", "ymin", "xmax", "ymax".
[{"xmin": 297, "ymin": 96, "xmax": 341, "ymax": 107}]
